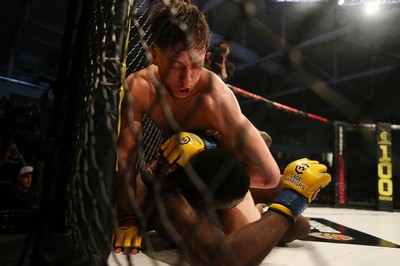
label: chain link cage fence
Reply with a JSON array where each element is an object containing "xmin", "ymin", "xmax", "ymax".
[
  {"xmin": 14, "ymin": 0, "xmax": 399, "ymax": 265},
  {"xmin": 233, "ymin": 89, "xmax": 336, "ymax": 207},
  {"xmin": 26, "ymin": 0, "xmax": 132, "ymax": 265}
]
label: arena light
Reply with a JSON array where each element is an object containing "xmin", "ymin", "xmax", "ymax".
[
  {"xmin": 275, "ymin": 0, "xmax": 329, "ymax": 2},
  {"xmin": 337, "ymin": 0, "xmax": 345, "ymax": 5},
  {"xmin": 364, "ymin": 1, "xmax": 380, "ymax": 14}
]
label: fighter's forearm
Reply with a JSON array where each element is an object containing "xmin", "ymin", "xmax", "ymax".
[
  {"xmin": 116, "ymin": 121, "xmax": 142, "ymax": 217},
  {"xmin": 222, "ymin": 211, "xmax": 291, "ymax": 266},
  {"xmin": 160, "ymin": 192, "xmax": 290, "ymax": 266},
  {"xmin": 115, "ymin": 168, "xmax": 137, "ymax": 217},
  {"xmin": 116, "ymin": 143, "xmax": 140, "ymax": 217}
]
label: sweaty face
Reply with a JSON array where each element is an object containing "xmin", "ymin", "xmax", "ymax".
[{"xmin": 153, "ymin": 44, "xmax": 205, "ymax": 99}]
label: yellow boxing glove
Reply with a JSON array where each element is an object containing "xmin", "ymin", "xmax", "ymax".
[
  {"xmin": 160, "ymin": 132, "xmax": 206, "ymax": 166},
  {"xmin": 269, "ymin": 158, "xmax": 331, "ymax": 222},
  {"xmin": 141, "ymin": 132, "xmax": 220, "ymax": 186},
  {"xmin": 112, "ymin": 217, "xmax": 142, "ymax": 254}
]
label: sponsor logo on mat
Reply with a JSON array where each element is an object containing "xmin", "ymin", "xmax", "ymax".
[{"xmin": 304, "ymin": 218, "xmax": 400, "ymax": 248}]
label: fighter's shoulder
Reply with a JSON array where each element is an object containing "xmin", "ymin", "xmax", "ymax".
[
  {"xmin": 125, "ymin": 67, "xmax": 155, "ymax": 93},
  {"xmin": 200, "ymin": 67, "xmax": 224, "ymax": 84},
  {"xmin": 199, "ymin": 69, "xmax": 234, "ymax": 97}
]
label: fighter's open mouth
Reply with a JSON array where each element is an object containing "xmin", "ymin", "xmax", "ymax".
[{"xmin": 178, "ymin": 88, "xmax": 189, "ymax": 96}]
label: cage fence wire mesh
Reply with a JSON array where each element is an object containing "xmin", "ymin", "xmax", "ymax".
[
  {"xmin": 37, "ymin": 0, "xmax": 400, "ymax": 265},
  {"xmin": 61, "ymin": 0, "xmax": 132, "ymax": 264}
]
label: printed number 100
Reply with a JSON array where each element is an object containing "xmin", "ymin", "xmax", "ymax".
[{"xmin": 378, "ymin": 144, "xmax": 393, "ymax": 198}]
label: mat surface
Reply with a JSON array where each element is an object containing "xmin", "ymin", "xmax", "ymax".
[{"xmin": 108, "ymin": 207, "xmax": 400, "ymax": 266}]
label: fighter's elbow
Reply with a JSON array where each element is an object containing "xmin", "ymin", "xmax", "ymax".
[
  {"xmin": 260, "ymin": 167, "xmax": 281, "ymax": 188},
  {"xmin": 271, "ymin": 166, "xmax": 281, "ymax": 187},
  {"xmin": 250, "ymin": 175, "xmax": 280, "ymax": 189},
  {"xmin": 270, "ymin": 175, "xmax": 281, "ymax": 188}
]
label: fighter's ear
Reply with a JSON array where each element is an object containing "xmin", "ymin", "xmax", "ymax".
[{"xmin": 149, "ymin": 45, "xmax": 157, "ymax": 63}]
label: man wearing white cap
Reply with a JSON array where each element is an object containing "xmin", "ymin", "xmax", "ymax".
[{"xmin": 17, "ymin": 165, "xmax": 33, "ymax": 194}]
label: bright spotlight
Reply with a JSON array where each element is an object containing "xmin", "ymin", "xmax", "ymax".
[
  {"xmin": 365, "ymin": 2, "xmax": 379, "ymax": 15},
  {"xmin": 337, "ymin": 0, "xmax": 345, "ymax": 5}
]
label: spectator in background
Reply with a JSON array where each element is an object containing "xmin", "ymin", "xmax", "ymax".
[
  {"xmin": 0, "ymin": 143, "xmax": 26, "ymax": 183},
  {"xmin": 0, "ymin": 165, "xmax": 33, "ymax": 210},
  {"xmin": 16, "ymin": 165, "xmax": 33, "ymax": 195},
  {"xmin": 205, "ymin": 40, "xmax": 236, "ymax": 82},
  {"xmin": 14, "ymin": 165, "xmax": 35, "ymax": 209}
]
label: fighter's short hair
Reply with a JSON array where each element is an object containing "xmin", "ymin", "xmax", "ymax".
[{"xmin": 150, "ymin": 0, "xmax": 210, "ymax": 53}]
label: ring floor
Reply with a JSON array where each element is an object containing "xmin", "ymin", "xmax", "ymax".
[
  {"xmin": 108, "ymin": 207, "xmax": 400, "ymax": 266},
  {"xmin": 1, "ymin": 207, "xmax": 399, "ymax": 265}
]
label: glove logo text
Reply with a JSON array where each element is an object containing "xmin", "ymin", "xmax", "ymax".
[
  {"xmin": 285, "ymin": 174, "xmax": 305, "ymax": 190},
  {"xmin": 295, "ymin": 163, "xmax": 310, "ymax": 174},
  {"xmin": 180, "ymin": 136, "xmax": 191, "ymax": 145},
  {"xmin": 180, "ymin": 134, "xmax": 203, "ymax": 146}
]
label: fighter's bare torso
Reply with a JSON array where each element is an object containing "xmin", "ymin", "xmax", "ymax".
[{"xmin": 125, "ymin": 64, "xmax": 237, "ymax": 135}]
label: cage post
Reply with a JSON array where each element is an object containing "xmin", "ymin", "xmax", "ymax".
[
  {"xmin": 334, "ymin": 121, "xmax": 347, "ymax": 207},
  {"xmin": 376, "ymin": 123, "xmax": 393, "ymax": 211}
]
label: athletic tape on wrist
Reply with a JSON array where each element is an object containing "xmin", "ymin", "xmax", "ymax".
[
  {"xmin": 272, "ymin": 189, "xmax": 308, "ymax": 218},
  {"xmin": 268, "ymin": 203, "xmax": 296, "ymax": 223}
]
